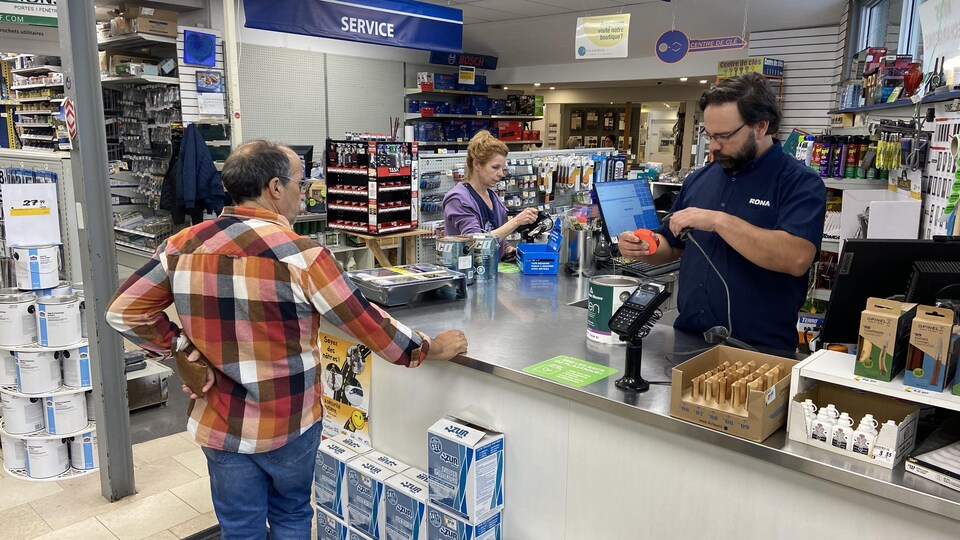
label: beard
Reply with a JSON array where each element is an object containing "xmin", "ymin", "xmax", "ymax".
[{"xmin": 713, "ymin": 132, "xmax": 759, "ymax": 172}]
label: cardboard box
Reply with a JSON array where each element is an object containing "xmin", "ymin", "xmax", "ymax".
[
  {"xmin": 426, "ymin": 506, "xmax": 501, "ymax": 540},
  {"xmin": 856, "ymin": 298, "xmax": 918, "ymax": 382},
  {"xmin": 402, "ymin": 466, "xmax": 430, "ymax": 485},
  {"xmin": 427, "ymin": 417, "xmax": 504, "ymax": 524},
  {"xmin": 99, "ymin": 51, "xmax": 155, "ymax": 74},
  {"xmin": 903, "ymin": 305, "xmax": 960, "ymax": 392},
  {"xmin": 120, "ymin": 4, "xmax": 178, "ymax": 22},
  {"xmin": 346, "ymin": 457, "xmax": 396, "ymax": 539},
  {"xmin": 365, "ymin": 451, "xmax": 410, "ymax": 476},
  {"xmin": 315, "ymin": 439, "xmax": 360, "ymax": 519},
  {"xmin": 381, "ymin": 475, "xmax": 428, "ymax": 540},
  {"xmin": 831, "ymin": 113, "xmax": 855, "ymax": 128},
  {"xmin": 332, "ymin": 432, "xmax": 373, "ymax": 456},
  {"xmin": 669, "ymin": 346, "xmax": 798, "ymax": 442},
  {"xmin": 495, "ymin": 121, "xmax": 522, "ymax": 141},
  {"xmin": 125, "ymin": 16, "xmax": 177, "ymax": 37},
  {"xmin": 317, "ymin": 508, "xmax": 350, "ymax": 540},
  {"xmin": 787, "ymin": 382, "xmax": 919, "ymax": 468}
]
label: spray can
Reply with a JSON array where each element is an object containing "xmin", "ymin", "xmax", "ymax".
[
  {"xmin": 845, "ymin": 137, "xmax": 861, "ymax": 178},
  {"xmin": 833, "ymin": 136, "xmax": 848, "ymax": 179},
  {"xmin": 818, "ymin": 136, "xmax": 834, "ymax": 178}
]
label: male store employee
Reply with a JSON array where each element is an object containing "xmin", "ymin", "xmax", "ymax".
[{"xmin": 618, "ymin": 73, "xmax": 826, "ymax": 352}]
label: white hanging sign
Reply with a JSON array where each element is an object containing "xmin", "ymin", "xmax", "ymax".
[
  {"xmin": 1, "ymin": 183, "xmax": 61, "ymax": 246},
  {"xmin": 575, "ymin": 14, "xmax": 630, "ymax": 60}
]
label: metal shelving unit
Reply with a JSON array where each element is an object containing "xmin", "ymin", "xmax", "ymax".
[{"xmin": 97, "ymin": 32, "xmax": 177, "ymax": 51}]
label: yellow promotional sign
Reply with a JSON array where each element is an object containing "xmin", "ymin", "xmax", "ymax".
[
  {"xmin": 319, "ymin": 331, "xmax": 372, "ymax": 445},
  {"xmin": 575, "ymin": 14, "xmax": 630, "ymax": 60}
]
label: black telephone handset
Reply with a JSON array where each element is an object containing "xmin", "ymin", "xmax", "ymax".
[{"xmin": 609, "ymin": 283, "xmax": 671, "ymax": 341}]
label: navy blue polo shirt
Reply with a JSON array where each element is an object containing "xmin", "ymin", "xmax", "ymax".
[{"xmin": 657, "ymin": 141, "xmax": 826, "ymax": 352}]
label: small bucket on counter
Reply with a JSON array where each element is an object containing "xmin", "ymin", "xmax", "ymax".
[
  {"xmin": 25, "ymin": 438, "xmax": 70, "ymax": 479},
  {"xmin": 12, "ymin": 245, "xmax": 60, "ymax": 291},
  {"xmin": 59, "ymin": 342, "xmax": 91, "ymax": 388},
  {"xmin": 0, "ymin": 291, "xmax": 38, "ymax": 347},
  {"xmin": 471, "ymin": 234, "xmax": 499, "ymax": 283},
  {"xmin": 0, "ymin": 434, "xmax": 26, "ymax": 469},
  {"xmin": 69, "ymin": 430, "xmax": 98, "ymax": 470},
  {"xmin": 586, "ymin": 275, "xmax": 642, "ymax": 345},
  {"xmin": 44, "ymin": 392, "xmax": 88, "ymax": 435},
  {"xmin": 14, "ymin": 347, "xmax": 61, "ymax": 394},
  {"xmin": 37, "ymin": 294, "xmax": 82, "ymax": 348},
  {"xmin": 437, "ymin": 236, "xmax": 475, "ymax": 284},
  {"xmin": 1, "ymin": 393, "xmax": 45, "ymax": 434}
]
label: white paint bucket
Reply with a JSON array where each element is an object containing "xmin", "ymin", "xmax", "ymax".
[
  {"xmin": 44, "ymin": 392, "xmax": 87, "ymax": 435},
  {"xmin": 25, "ymin": 438, "xmax": 69, "ymax": 478},
  {"xmin": 59, "ymin": 343, "xmax": 91, "ymax": 388},
  {"xmin": 69, "ymin": 431, "xmax": 98, "ymax": 470},
  {"xmin": 38, "ymin": 281, "xmax": 73, "ymax": 297},
  {"xmin": 85, "ymin": 390, "xmax": 94, "ymax": 421},
  {"xmin": 1, "ymin": 434, "xmax": 26, "ymax": 469},
  {"xmin": 0, "ymin": 349, "xmax": 17, "ymax": 385},
  {"xmin": 12, "ymin": 245, "xmax": 60, "ymax": 291},
  {"xmin": 14, "ymin": 347, "xmax": 61, "ymax": 394},
  {"xmin": 37, "ymin": 294, "xmax": 82, "ymax": 348},
  {"xmin": 1, "ymin": 393, "xmax": 45, "ymax": 434},
  {"xmin": 586, "ymin": 275, "xmax": 643, "ymax": 345},
  {"xmin": 0, "ymin": 292, "xmax": 38, "ymax": 347}
]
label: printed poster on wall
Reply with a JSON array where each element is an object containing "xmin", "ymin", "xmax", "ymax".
[
  {"xmin": 575, "ymin": 14, "xmax": 630, "ymax": 60},
  {"xmin": 320, "ymin": 332, "xmax": 372, "ymax": 445},
  {"xmin": 1, "ymin": 183, "xmax": 61, "ymax": 246}
]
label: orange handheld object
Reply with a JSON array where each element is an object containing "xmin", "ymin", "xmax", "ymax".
[{"xmin": 633, "ymin": 229, "xmax": 659, "ymax": 254}]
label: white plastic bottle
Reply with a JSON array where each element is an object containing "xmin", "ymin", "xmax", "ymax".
[
  {"xmin": 800, "ymin": 399, "xmax": 818, "ymax": 439},
  {"xmin": 810, "ymin": 408, "xmax": 837, "ymax": 443},
  {"xmin": 851, "ymin": 414, "xmax": 879, "ymax": 456},
  {"xmin": 831, "ymin": 412, "xmax": 855, "ymax": 450}
]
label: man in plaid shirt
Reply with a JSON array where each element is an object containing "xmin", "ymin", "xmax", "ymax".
[{"xmin": 107, "ymin": 140, "xmax": 467, "ymax": 538}]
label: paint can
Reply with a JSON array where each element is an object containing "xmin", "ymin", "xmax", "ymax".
[
  {"xmin": 1, "ymin": 393, "xmax": 45, "ymax": 434},
  {"xmin": 14, "ymin": 346, "xmax": 61, "ymax": 394},
  {"xmin": 0, "ymin": 349, "xmax": 17, "ymax": 385},
  {"xmin": 586, "ymin": 275, "xmax": 642, "ymax": 345},
  {"xmin": 0, "ymin": 291, "xmax": 38, "ymax": 347},
  {"xmin": 471, "ymin": 234, "xmax": 499, "ymax": 283},
  {"xmin": 85, "ymin": 390, "xmax": 94, "ymax": 421},
  {"xmin": 69, "ymin": 430, "xmax": 98, "ymax": 470},
  {"xmin": 0, "ymin": 434, "xmax": 26, "ymax": 469},
  {"xmin": 12, "ymin": 245, "xmax": 60, "ymax": 291},
  {"xmin": 37, "ymin": 294, "xmax": 82, "ymax": 348},
  {"xmin": 44, "ymin": 392, "xmax": 88, "ymax": 435},
  {"xmin": 25, "ymin": 438, "xmax": 69, "ymax": 479},
  {"xmin": 38, "ymin": 280, "xmax": 73, "ymax": 297},
  {"xmin": 437, "ymin": 236, "xmax": 475, "ymax": 284},
  {"xmin": 58, "ymin": 342, "xmax": 91, "ymax": 388}
]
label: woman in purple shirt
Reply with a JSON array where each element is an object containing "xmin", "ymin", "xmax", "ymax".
[{"xmin": 442, "ymin": 130, "xmax": 539, "ymax": 258}]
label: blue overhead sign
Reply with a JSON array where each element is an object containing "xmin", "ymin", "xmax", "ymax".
[
  {"xmin": 429, "ymin": 51, "xmax": 498, "ymax": 70},
  {"xmin": 243, "ymin": 0, "xmax": 463, "ymax": 53}
]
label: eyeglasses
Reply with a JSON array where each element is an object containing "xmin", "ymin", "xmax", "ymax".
[
  {"xmin": 278, "ymin": 175, "xmax": 311, "ymax": 194},
  {"xmin": 700, "ymin": 123, "xmax": 746, "ymax": 143}
]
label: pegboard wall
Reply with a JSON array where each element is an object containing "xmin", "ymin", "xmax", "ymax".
[
  {"xmin": 325, "ymin": 55, "xmax": 404, "ymax": 140},
  {"xmin": 178, "ymin": 26, "xmax": 225, "ymax": 124},
  {"xmin": 238, "ymin": 44, "xmax": 327, "ymax": 150},
  {"xmin": 924, "ymin": 102, "xmax": 960, "ymax": 239}
]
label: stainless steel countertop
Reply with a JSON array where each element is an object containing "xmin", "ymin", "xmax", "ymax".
[{"xmin": 388, "ymin": 271, "xmax": 960, "ymax": 520}]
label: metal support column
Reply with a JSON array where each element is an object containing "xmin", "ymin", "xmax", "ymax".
[
  {"xmin": 57, "ymin": 0, "xmax": 136, "ymax": 501},
  {"xmin": 223, "ymin": 0, "xmax": 244, "ymax": 146}
]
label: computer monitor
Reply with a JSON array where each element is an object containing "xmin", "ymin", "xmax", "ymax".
[
  {"xmin": 820, "ymin": 238, "xmax": 960, "ymax": 344},
  {"xmin": 288, "ymin": 145, "xmax": 314, "ymax": 176},
  {"xmin": 594, "ymin": 179, "xmax": 660, "ymax": 245}
]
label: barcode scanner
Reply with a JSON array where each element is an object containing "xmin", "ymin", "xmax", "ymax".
[{"xmin": 660, "ymin": 212, "xmax": 693, "ymax": 240}]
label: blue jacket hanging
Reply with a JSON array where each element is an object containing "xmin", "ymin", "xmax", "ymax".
[{"xmin": 176, "ymin": 124, "xmax": 225, "ymax": 215}]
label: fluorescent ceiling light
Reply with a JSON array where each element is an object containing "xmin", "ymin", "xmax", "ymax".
[
  {"xmin": 679, "ymin": 77, "xmax": 688, "ymax": 82},
  {"xmin": 534, "ymin": 82, "xmax": 541, "ymax": 87},
  {"xmin": 549, "ymin": 86, "xmax": 556, "ymax": 90},
  {"xmin": 699, "ymin": 79, "xmax": 708, "ymax": 84},
  {"xmin": 503, "ymin": 86, "xmax": 509, "ymax": 89}
]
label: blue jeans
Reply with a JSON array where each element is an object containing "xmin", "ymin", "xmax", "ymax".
[{"xmin": 202, "ymin": 423, "xmax": 322, "ymax": 540}]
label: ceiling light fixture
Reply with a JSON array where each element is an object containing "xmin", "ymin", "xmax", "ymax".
[
  {"xmin": 503, "ymin": 86, "xmax": 509, "ymax": 90},
  {"xmin": 534, "ymin": 82, "xmax": 541, "ymax": 87},
  {"xmin": 679, "ymin": 77, "xmax": 688, "ymax": 82},
  {"xmin": 549, "ymin": 86, "xmax": 556, "ymax": 90},
  {"xmin": 699, "ymin": 79, "xmax": 708, "ymax": 84}
]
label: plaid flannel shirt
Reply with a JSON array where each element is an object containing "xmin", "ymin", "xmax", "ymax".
[{"xmin": 107, "ymin": 206, "xmax": 426, "ymax": 453}]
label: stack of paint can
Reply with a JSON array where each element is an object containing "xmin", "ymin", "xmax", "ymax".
[{"xmin": 0, "ymin": 249, "xmax": 97, "ymax": 481}]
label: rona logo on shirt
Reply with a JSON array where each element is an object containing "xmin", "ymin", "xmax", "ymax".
[{"xmin": 748, "ymin": 198, "xmax": 771, "ymax": 207}]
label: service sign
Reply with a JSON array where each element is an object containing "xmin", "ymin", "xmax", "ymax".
[
  {"xmin": 243, "ymin": 0, "xmax": 463, "ymax": 53},
  {"xmin": 575, "ymin": 14, "xmax": 630, "ymax": 59},
  {"xmin": 0, "ymin": 0, "xmax": 56, "ymax": 27}
]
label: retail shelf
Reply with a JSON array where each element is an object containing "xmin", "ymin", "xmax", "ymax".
[
  {"xmin": 821, "ymin": 238, "xmax": 840, "ymax": 252},
  {"xmin": 377, "ymin": 224, "xmax": 414, "ymax": 234},
  {"xmin": 15, "ymin": 110, "xmax": 53, "ymax": 115},
  {"xmin": 650, "ymin": 181, "xmax": 683, "ymax": 188},
  {"xmin": 328, "ymin": 222, "xmax": 369, "ymax": 232},
  {"xmin": 294, "ymin": 213, "xmax": 326, "ymax": 223},
  {"xmin": 406, "ymin": 113, "xmax": 543, "ymax": 121},
  {"xmin": 379, "ymin": 205, "xmax": 412, "ymax": 213},
  {"xmin": 828, "ymin": 90, "xmax": 960, "ymax": 115},
  {"xmin": 416, "ymin": 140, "xmax": 538, "ymax": 147},
  {"xmin": 0, "ymin": 419, "xmax": 95, "ymax": 441},
  {"xmin": 405, "ymin": 87, "xmax": 488, "ymax": 96},
  {"xmin": 50, "ymin": 98, "xmax": 64, "ymax": 104},
  {"xmin": 829, "ymin": 126, "xmax": 871, "ymax": 136},
  {"xmin": 810, "ymin": 289, "xmax": 832, "ymax": 301},
  {"xmin": 18, "ymin": 134, "xmax": 56, "ymax": 141},
  {"xmin": 114, "ymin": 226, "xmax": 158, "ymax": 238},
  {"xmin": 378, "ymin": 185, "xmax": 412, "ymax": 193},
  {"xmin": 1, "ymin": 384, "xmax": 93, "ymax": 398},
  {"xmin": 822, "ymin": 179, "xmax": 888, "ymax": 190},
  {"xmin": 16, "ymin": 122, "xmax": 53, "ymax": 128},
  {"xmin": 115, "ymin": 240, "xmax": 155, "ymax": 254},
  {"xmin": 97, "ymin": 32, "xmax": 177, "ymax": 51},
  {"xmin": 11, "ymin": 82, "xmax": 63, "ymax": 90},
  {"xmin": 0, "ymin": 99, "xmax": 18, "ymax": 105},
  {"xmin": 3, "ymin": 466, "xmax": 98, "ymax": 483},
  {"xmin": 328, "ymin": 187, "xmax": 368, "ymax": 196},
  {"xmin": 100, "ymin": 75, "xmax": 179, "ymax": 86},
  {"xmin": 328, "ymin": 245, "xmax": 369, "ymax": 254},
  {"xmin": 328, "ymin": 204, "xmax": 368, "ymax": 212},
  {"xmin": 799, "ymin": 350, "xmax": 960, "ymax": 412},
  {"xmin": 16, "ymin": 96, "xmax": 54, "ymax": 103},
  {"xmin": 327, "ymin": 166, "xmax": 369, "ymax": 175},
  {"xmin": 11, "ymin": 65, "xmax": 61, "ymax": 76}
]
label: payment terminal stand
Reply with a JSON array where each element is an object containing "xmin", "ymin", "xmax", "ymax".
[{"xmin": 609, "ymin": 282, "xmax": 671, "ymax": 393}]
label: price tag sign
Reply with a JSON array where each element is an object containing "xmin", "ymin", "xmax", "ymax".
[
  {"xmin": 872, "ymin": 444, "xmax": 896, "ymax": 465},
  {"xmin": 904, "ymin": 386, "xmax": 931, "ymax": 396},
  {"xmin": 1, "ymin": 183, "xmax": 61, "ymax": 246},
  {"xmin": 853, "ymin": 376, "xmax": 879, "ymax": 384}
]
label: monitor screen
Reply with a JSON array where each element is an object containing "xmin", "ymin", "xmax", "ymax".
[
  {"xmin": 820, "ymin": 238, "xmax": 960, "ymax": 344},
  {"xmin": 288, "ymin": 145, "xmax": 314, "ymax": 177},
  {"xmin": 594, "ymin": 179, "xmax": 660, "ymax": 244}
]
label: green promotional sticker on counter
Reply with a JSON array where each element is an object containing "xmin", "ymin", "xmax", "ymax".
[
  {"xmin": 523, "ymin": 356, "xmax": 618, "ymax": 387},
  {"xmin": 498, "ymin": 262, "xmax": 520, "ymax": 274}
]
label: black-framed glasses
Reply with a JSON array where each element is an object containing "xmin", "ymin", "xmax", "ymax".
[
  {"xmin": 278, "ymin": 175, "xmax": 311, "ymax": 194},
  {"xmin": 700, "ymin": 123, "xmax": 746, "ymax": 143}
]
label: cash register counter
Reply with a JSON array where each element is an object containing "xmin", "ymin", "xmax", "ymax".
[{"xmin": 367, "ymin": 272, "xmax": 960, "ymax": 539}]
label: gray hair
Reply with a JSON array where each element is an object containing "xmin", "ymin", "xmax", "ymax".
[{"xmin": 221, "ymin": 140, "xmax": 292, "ymax": 203}]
